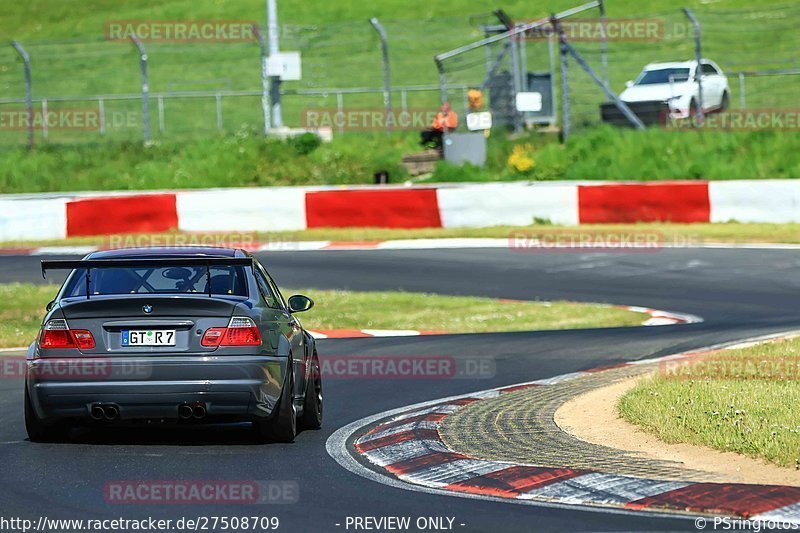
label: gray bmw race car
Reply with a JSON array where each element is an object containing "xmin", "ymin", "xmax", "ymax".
[{"xmin": 25, "ymin": 247, "xmax": 322, "ymax": 443}]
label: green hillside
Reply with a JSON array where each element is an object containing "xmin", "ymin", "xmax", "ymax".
[
  {"xmin": 0, "ymin": 0, "xmax": 798, "ymax": 190},
  {"xmin": 0, "ymin": 0, "xmax": 795, "ymax": 139}
]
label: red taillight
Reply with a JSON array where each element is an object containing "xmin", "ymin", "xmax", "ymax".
[
  {"xmin": 201, "ymin": 327, "xmax": 226, "ymax": 347},
  {"xmin": 202, "ymin": 317, "xmax": 262, "ymax": 347},
  {"xmin": 223, "ymin": 326, "xmax": 261, "ymax": 346},
  {"xmin": 39, "ymin": 319, "xmax": 95, "ymax": 350},
  {"xmin": 72, "ymin": 330, "xmax": 96, "ymax": 350}
]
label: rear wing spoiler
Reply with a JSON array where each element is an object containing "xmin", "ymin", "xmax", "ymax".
[{"xmin": 41, "ymin": 257, "xmax": 254, "ymax": 299}]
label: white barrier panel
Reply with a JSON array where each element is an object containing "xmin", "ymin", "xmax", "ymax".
[
  {"xmin": 176, "ymin": 187, "xmax": 307, "ymax": 232},
  {"xmin": 0, "ymin": 198, "xmax": 67, "ymax": 241},
  {"xmin": 710, "ymin": 180, "xmax": 800, "ymax": 223},
  {"xmin": 437, "ymin": 183, "xmax": 579, "ymax": 227}
]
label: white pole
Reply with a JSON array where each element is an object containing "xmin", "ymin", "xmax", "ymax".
[{"xmin": 267, "ymin": 0, "xmax": 282, "ymax": 128}]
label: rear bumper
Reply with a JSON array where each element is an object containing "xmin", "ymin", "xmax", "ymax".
[{"xmin": 26, "ymin": 355, "xmax": 287, "ymax": 422}]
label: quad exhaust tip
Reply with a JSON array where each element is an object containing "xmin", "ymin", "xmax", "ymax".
[
  {"xmin": 90, "ymin": 403, "xmax": 119, "ymax": 421},
  {"xmin": 178, "ymin": 404, "xmax": 194, "ymax": 420},
  {"xmin": 90, "ymin": 405, "xmax": 105, "ymax": 420},
  {"xmin": 179, "ymin": 402, "xmax": 207, "ymax": 420}
]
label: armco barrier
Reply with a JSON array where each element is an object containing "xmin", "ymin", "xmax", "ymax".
[{"xmin": 2, "ymin": 180, "xmax": 800, "ymax": 241}]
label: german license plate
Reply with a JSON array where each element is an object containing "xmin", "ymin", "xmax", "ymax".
[{"xmin": 122, "ymin": 330, "xmax": 176, "ymax": 346}]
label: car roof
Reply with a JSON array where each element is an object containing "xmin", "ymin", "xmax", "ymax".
[
  {"xmin": 643, "ymin": 59, "xmax": 718, "ymax": 70},
  {"xmin": 87, "ymin": 246, "xmax": 242, "ymax": 260}
]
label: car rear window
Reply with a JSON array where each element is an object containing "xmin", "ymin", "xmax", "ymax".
[
  {"xmin": 63, "ymin": 265, "xmax": 248, "ymax": 297},
  {"xmin": 635, "ymin": 68, "xmax": 691, "ymax": 85}
]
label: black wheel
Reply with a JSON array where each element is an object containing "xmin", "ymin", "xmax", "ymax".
[
  {"xmin": 255, "ymin": 358, "xmax": 296, "ymax": 443},
  {"xmin": 24, "ymin": 387, "xmax": 68, "ymax": 443},
  {"xmin": 299, "ymin": 351, "xmax": 322, "ymax": 430},
  {"xmin": 720, "ymin": 91, "xmax": 730, "ymax": 112}
]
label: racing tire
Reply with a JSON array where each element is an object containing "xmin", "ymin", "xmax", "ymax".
[
  {"xmin": 25, "ymin": 387, "xmax": 68, "ymax": 443},
  {"xmin": 299, "ymin": 351, "xmax": 323, "ymax": 430},
  {"xmin": 255, "ymin": 359, "xmax": 296, "ymax": 443}
]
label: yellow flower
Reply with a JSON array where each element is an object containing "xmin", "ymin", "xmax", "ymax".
[{"xmin": 507, "ymin": 143, "xmax": 536, "ymax": 174}]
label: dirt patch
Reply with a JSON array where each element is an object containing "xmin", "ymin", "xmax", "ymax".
[{"xmin": 555, "ymin": 374, "xmax": 800, "ymax": 487}]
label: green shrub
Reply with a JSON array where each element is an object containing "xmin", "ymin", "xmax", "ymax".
[{"xmin": 287, "ymin": 133, "xmax": 323, "ymax": 155}]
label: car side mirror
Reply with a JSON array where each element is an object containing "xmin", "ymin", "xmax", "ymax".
[
  {"xmin": 46, "ymin": 300, "xmax": 55, "ymax": 311},
  {"xmin": 287, "ymin": 295, "xmax": 314, "ymax": 313},
  {"xmin": 625, "ymin": 80, "xmax": 634, "ymax": 88}
]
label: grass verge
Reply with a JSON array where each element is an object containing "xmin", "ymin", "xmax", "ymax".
[
  {"xmin": 618, "ymin": 336, "xmax": 800, "ymax": 468},
  {"xmin": 4, "ymin": 222, "xmax": 800, "ymax": 249},
  {"xmin": 290, "ymin": 288, "xmax": 644, "ymax": 333},
  {"xmin": 0, "ymin": 283, "xmax": 59, "ymax": 349},
  {"xmin": 3, "ymin": 128, "xmax": 800, "ymax": 193},
  {"xmin": 0, "ymin": 283, "xmax": 645, "ymax": 348}
]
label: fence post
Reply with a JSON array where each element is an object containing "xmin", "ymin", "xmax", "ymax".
[
  {"xmin": 556, "ymin": 19, "xmax": 570, "ymax": 142},
  {"xmin": 683, "ymin": 8, "xmax": 704, "ymax": 123},
  {"xmin": 599, "ymin": 0, "xmax": 609, "ymax": 88},
  {"xmin": 509, "ymin": 30, "xmax": 523, "ymax": 133},
  {"xmin": 129, "ymin": 34, "xmax": 150, "ymax": 143},
  {"xmin": 253, "ymin": 25, "xmax": 271, "ymax": 135},
  {"xmin": 435, "ymin": 60, "xmax": 447, "ymax": 106},
  {"xmin": 369, "ymin": 18, "xmax": 392, "ymax": 133},
  {"xmin": 99, "ymin": 98, "xmax": 106, "ymax": 136},
  {"xmin": 336, "ymin": 92, "xmax": 344, "ymax": 134},
  {"xmin": 738, "ymin": 72, "xmax": 745, "ymax": 109},
  {"xmin": 216, "ymin": 93, "xmax": 223, "ymax": 131},
  {"xmin": 10, "ymin": 41, "xmax": 33, "ymax": 150},
  {"xmin": 520, "ymin": 33, "xmax": 528, "ymax": 92},
  {"xmin": 158, "ymin": 95, "xmax": 165, "ymax": 133},
  {"xmin": 266, "ymin": 0, "xmax": 283, "ymax": 128},
  {"xmin": 41, "ymin": 99, "xmax": 48, "ymax": 141}
]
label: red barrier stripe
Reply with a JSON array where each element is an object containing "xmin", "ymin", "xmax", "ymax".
[
  {"xmin": 442, "ymin": 398, "xmax": 482, "ymax": 407},
  {"xmin": 355, "ymin": 428, "xmax": 440, "ymax": 453},
  {"xmin": 66, "ymin": 194, "xmax": 178, "ymax": 237},
  {"xmin": 578, "ymin": 182, "xmax": 710, "ymax": 223},
  {"xmin": 305, "ymin": 189, "xmax": 442, "ymax": 229},
  {"xmin": 386, "ymin": 452, "xmax": 471, "ymax": 476},
  {"xmin": 629, "ymin": 484, "xmax": 800, "ymax": 517},
  {"xmin": 445, "ymin": 466, "xmax": 586, "ymax": 497}
]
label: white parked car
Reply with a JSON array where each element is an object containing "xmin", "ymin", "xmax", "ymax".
[{"xmin": 620, "ymin": 59, "xmax": 730, "ymax": 118}]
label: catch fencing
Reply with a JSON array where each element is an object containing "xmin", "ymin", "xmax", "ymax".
[{"xmin": 1, "ymin": 3, "xmax": 799, "ymax": 147}]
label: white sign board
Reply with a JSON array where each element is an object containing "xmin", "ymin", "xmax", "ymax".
[
  {"xmin": 516, "ymin": 92, "xmax": 543, "ymax": 112},
  {"xmin": 268, "ymin": 51, "xmax": 302, "ymax": 81},
  {"xmin": 466, "ymin": 112, "xmax": 493, "ymax": 131}
]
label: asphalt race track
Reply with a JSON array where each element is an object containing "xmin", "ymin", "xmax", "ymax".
[{"xmin": 2, "ymin": 247, "xmax": 800, "ymax": 532}]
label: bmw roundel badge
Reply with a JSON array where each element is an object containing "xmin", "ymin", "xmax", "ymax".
[{"xmin": 143, "ymin": 304, "xmax": 153, "ymax": 314}]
